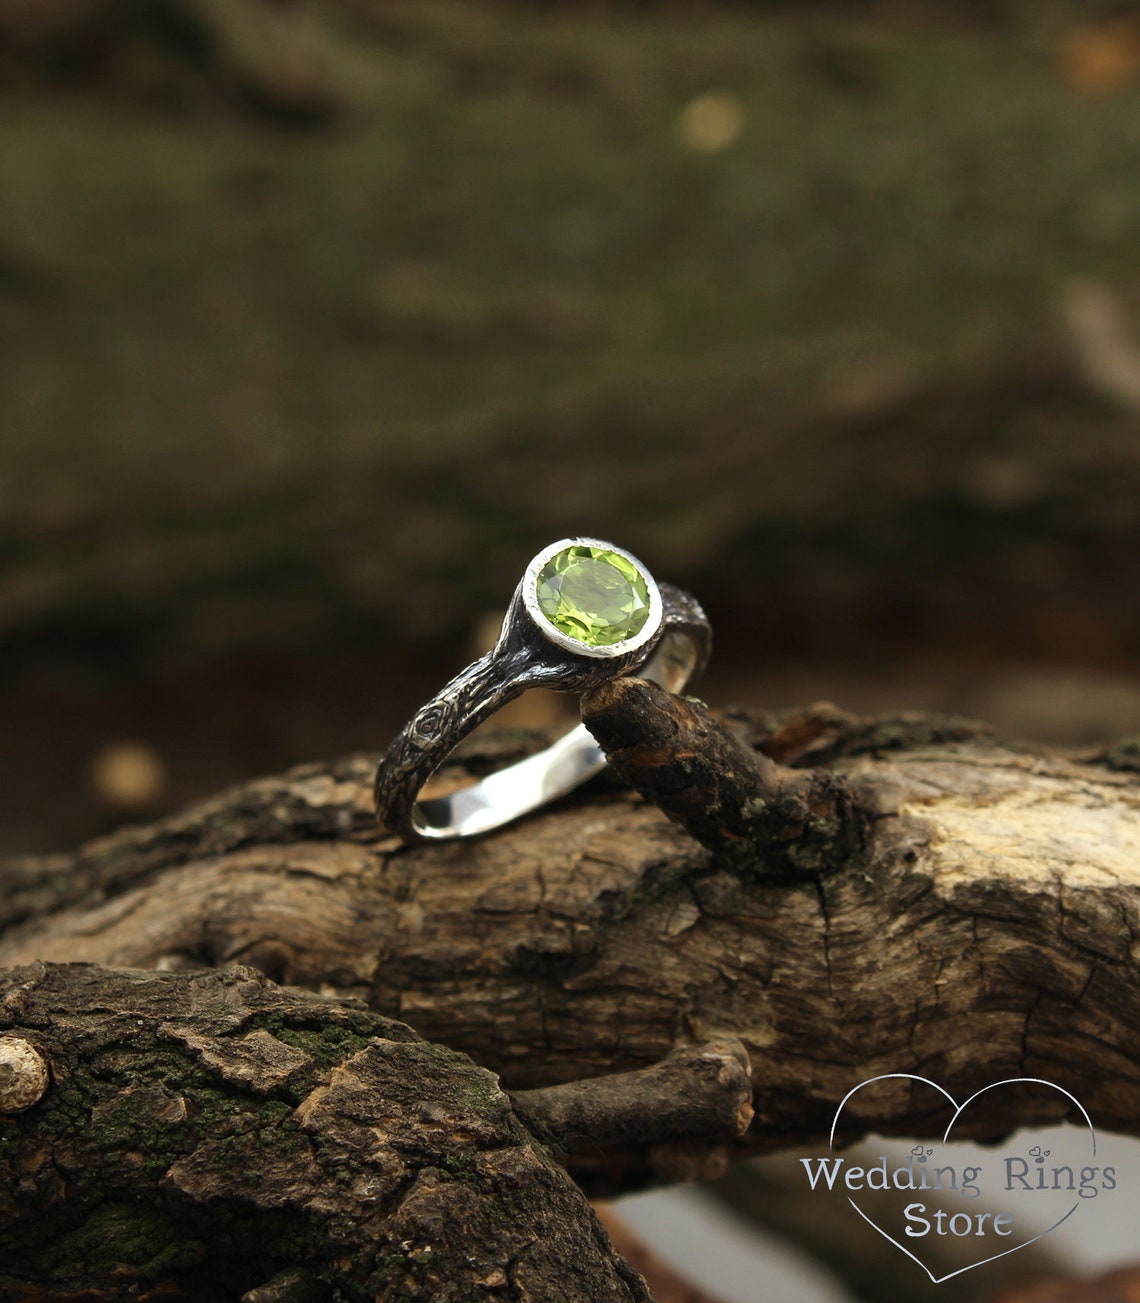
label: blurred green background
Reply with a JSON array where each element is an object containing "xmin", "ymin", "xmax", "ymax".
[
  {"xmin": 6, "ymin": 0, "xmax": 1140, "ymax": 858},
  {"xmin": 7, "ymin": 5, "xmax": 1140, "ymax": 1300}
]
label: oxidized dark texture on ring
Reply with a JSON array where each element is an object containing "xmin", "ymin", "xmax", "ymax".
[{"xmin": 373, "ymin": 537, "xmax": 711, "ymax": 842}]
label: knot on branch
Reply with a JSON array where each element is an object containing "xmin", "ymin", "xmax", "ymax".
[
  {"xmin": 0, "ymin": 1034, "xmax": 49, "ymax": 1113},
  {"xmin": 581, "ymin": 677, "xmax": 863, "ymax": 878}
]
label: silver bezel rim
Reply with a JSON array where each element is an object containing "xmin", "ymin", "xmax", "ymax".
[{"xmin": 520, "ymin": 536, "xmax": 664, "ymax": 660}]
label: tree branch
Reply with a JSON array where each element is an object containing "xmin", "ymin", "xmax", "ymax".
[
  {"xmin": 580, "ymin": 677, "xmax": 861, "ymax": 875},
  {"xmin": 2, "ymin": 697, "xmax": 1138, "ymax": 1185},
  {"xmin": 511, "ymin": 1038, "xmax": 753, "ymax": 1156}
]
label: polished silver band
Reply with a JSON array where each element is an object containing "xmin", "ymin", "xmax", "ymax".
[{"xmin": 374, "ymin": 541, "xmax": 710, "ymax": 843}]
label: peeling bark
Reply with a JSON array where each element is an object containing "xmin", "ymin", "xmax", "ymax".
[
  {"xmin": 0, "ymin": 963, "xmax": 654, "ymax": 1303},
  {"xmin": 2, "ymin": 698, "xmax": 1139, "ymax": 1180}
]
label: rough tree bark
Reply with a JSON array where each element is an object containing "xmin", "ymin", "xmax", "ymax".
[
  {"xmin": 0, "ymin": 963, "xmax": 660, "ymax": 1303},
  {"xmin": 2, "ymin": 691, "xmax": 1140, "ymax": 1295}
]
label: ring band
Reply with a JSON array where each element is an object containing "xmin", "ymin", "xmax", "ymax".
[{"xmin": 374, "ymin": 537, "xmax": 711, "ymax": 842}]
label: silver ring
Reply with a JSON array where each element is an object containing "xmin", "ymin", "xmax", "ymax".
[{"xmin": 374, "ymin": 537, "xmax": 711, "ymax": 842}]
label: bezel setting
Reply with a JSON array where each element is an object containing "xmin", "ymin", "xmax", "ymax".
[
  {"xmin": 520, "ymin": 536, "xmax": 664, "ymax": 660},
  {"xmin": 374, "ymin": 536, "xmax": 710, "ymax": 842}
]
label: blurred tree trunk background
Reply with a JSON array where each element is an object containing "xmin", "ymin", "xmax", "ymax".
[{"xmin": 5, "ymin": 0, "xmax": 1140, "ymax": 852}]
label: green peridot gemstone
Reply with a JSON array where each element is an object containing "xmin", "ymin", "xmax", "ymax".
[{"xmin": 535, "ymin": 545, "xmax": 651, "ymax": 647}]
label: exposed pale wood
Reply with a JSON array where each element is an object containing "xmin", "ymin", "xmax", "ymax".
[{"xmin": 2, "ymin": 701, "xmax": 1138, "ymax": 1175}]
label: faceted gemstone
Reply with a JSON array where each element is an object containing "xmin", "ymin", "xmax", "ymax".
[{"xmin": 535, "ymin": 544, "xmax": 651, "ymax": 646}]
